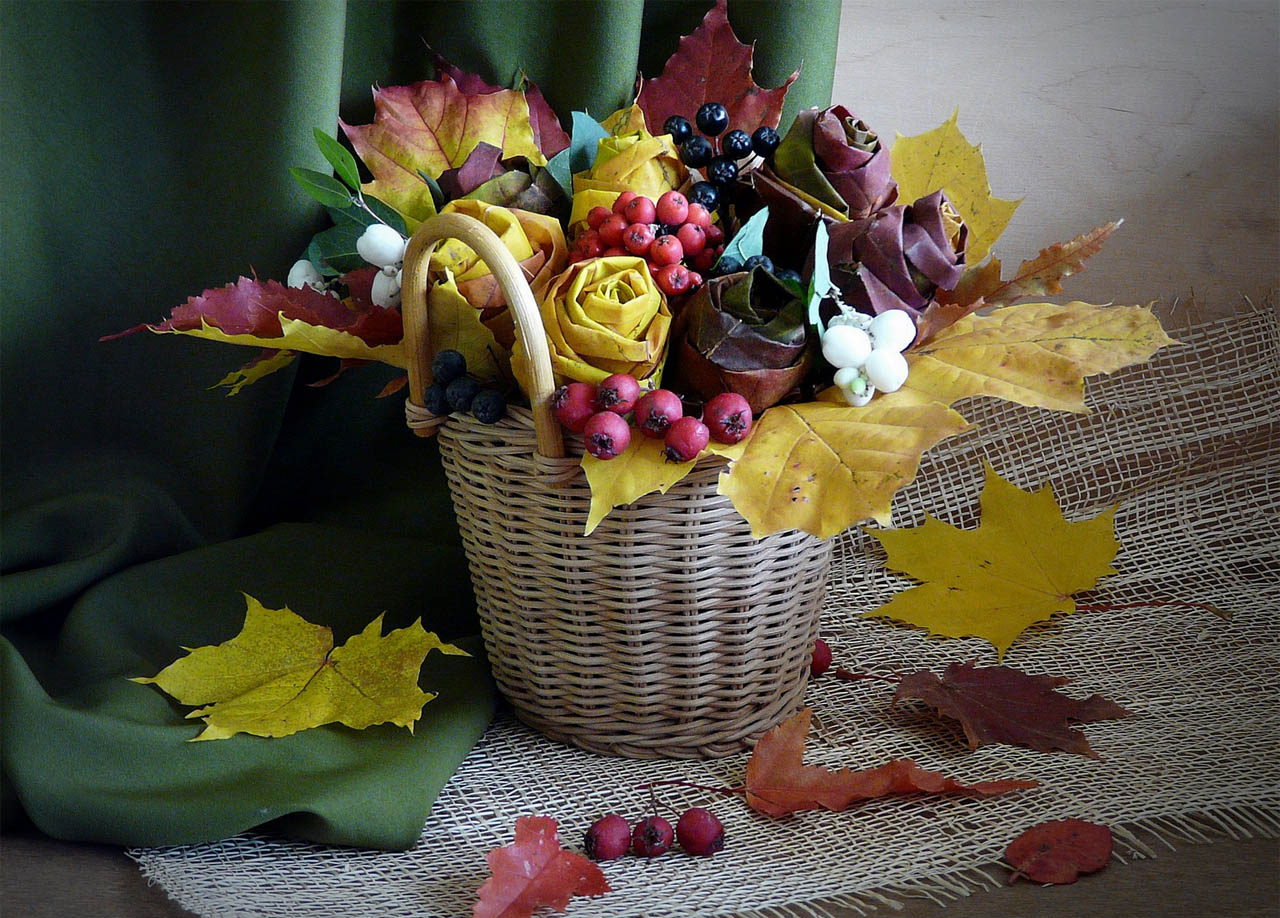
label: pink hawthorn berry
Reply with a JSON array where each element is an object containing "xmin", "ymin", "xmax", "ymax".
[
  {"xmin": 595, "ymin": 373, "xmax": 641, "ymax": 415},
  {"xmin": 655, "ymin": 190, "xmax": 689, "ymax": 225},
  {"xmin": 676, "ymin": 222, "xmax": 707, "ymax": 257},
  {"xmin": 586, "ymin": 206, "xmax": 612, "ymax": 230},
  {"xmin": 583, "ymin": 411, "xmax": 631, "ymax": 460},
  {"xmin": 599, "ymin": 213, "xmax": 629, "ymax": 248},
  {"xmin": 654, "ymin": 262, "xmax": 691, "ymax": 296},
  {"xmin": 684, "ymin": 202, "xmax": 713, "ymax": 228},
  {"xmin": 611, "ymin": 190, "xmax": 638, "ymax": 215},
  {"xmin": 631, "ymin": 815, "xmax": 674, "ymax": 857},
  {"xmin": 663, "ymin": 416, "xmax": 710, "ymax": 463},
  {"xmin": 634, "ymin": 389, "xmax": 683, "ymax": 438},
  {"xmin": 703, "ymin": 392, "xmax": 753, "ymax": 443},
  {"xmin": 552, "ymin": 382, "xmax": 598, "ymax": 433},
  {"xmin": 584, "ymin": 814, "xmax": 631, "ymax": 861},
  {"xmin": 624, "ymin": 222, "xmax": 656, "ymax": 256},
  {"xmin": 623, "ymin": 194, "xmax": 657, "ymax": 226},
  {"xmin": 650, "ymin": 234, "xmax": 684, "ymax": 266},
  {"xmin": 676, "ymin": 808, "xmax": 725, "ymax": 857}
]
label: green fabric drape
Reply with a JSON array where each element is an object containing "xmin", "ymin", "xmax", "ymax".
[{"xmin": 0, "ymin": 0, "xmax": 841, "ymax": 850}]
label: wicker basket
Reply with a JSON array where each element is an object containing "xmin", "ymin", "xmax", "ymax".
[{"xmin": 401, "ymin": 213, "xmax": 832, "ymax": 758}]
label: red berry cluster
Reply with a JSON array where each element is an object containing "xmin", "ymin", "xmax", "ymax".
[
  {"xmin": 569, "ymin": 190, "xmax": 727, "ymax": 297},
  {"xmin": 584, "ymin": 807, "xmax": 724, "ymax": 860},
  {"xmin": 552, "ymin": 376, "xmax": 753, "ymax": 462}
]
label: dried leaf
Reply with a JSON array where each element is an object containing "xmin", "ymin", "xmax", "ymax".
[
  {"xmin": 894, "ymin": 662, "xmax": 1130, "ymax": 758},
  {"xmin": 745, "ymin": 708, "xmax": 1036, "ymax": 817},
  {"xmin": 891, "ymin": 110, "xmax": 1020, "ymax": 264},
  {"xmin": 132, "ymin": 595, "xmax": 466, "ymax": 740},
  {"xmin": 942, "ymin": 222, "xmax": 1123, "ymax": 309},
  {"xmin": 900, "ymin": 301, "xmax": 1176, "ymax": 413},
  {"xmin": 866, "ymin": 463, "xmax": 1120, "ymax": 658},
  {"xmin": 717, "ymin": 396, "xmax": 970, "ymax": 539},
  {"xmin": 636, "ymin": 0, "xmax": 798, "ymax": 136},
  {"xmin": 474, "ymin": 816, "xmax": 610, "ymax": 918},
  {"xmin": 212, "ymin": 348, "xmax": 296, "ymax": 396},
  {"xmin": 1006, "ymin": 819, "xmax": 1113, "ymax": 884}
]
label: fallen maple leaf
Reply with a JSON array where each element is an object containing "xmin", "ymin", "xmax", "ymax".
[
  {"xmin": 133, "ymin": 594, "xmax": 467, "ymax": 740},
  {"xmin": 866, "ymin": 463, "xmax": 1120, "ymax": 658},
  {"xmin": 894, "ymin": 662, "xmax": 1129, "ymax": 758},
  {"xmin": 636, "ymin": 0, "xmax": 798, "ymax": 137},
  {"xmin": 474, "ymin": 816, "xmax": 610, "ymax": 918},
  {"xmin": 1005, "ymin": 818, "xmax": 1113, "ymax": 884},
  {"xmin": 745, "ymin": 708, "xmax": 1036, "ymax": 817}
]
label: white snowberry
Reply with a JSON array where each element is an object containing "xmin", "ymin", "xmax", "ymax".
[
  {"xmin": 370, "ymin": 271, "xmax": 402, "ymax": 309},
  {"xmin": 840, "ymin": 383, "xmax": 875, "ymax": 407},
  {"xmin": 868, "ymin": 309, "xmax": 917, "ymax": 353},
  {"xmin": 832, "ymin": 366, "xmax": 861, "ymax": 389},
  {"xmin": 864, "ymin": 348, "xmax": 909, "ymax": 393},
  {"xmin": 821, "ymin": 324, "xmax": 872, "ymax": 369},
  {"xmin": 286, "ymin": 259, "xmax": 324, "ymax": 292},
  {"xmin": 357, "ymin": 223, "xmax": 407, "ymax": 269}
]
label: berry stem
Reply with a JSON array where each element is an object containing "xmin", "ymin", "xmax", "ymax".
[
  {"xmin": 1074, "ymin": 599, "xmax": 1226, "ymax": 615},
  {"xmin": 636, "ymin": 780, "xmax": 746, "ymax": 797}
]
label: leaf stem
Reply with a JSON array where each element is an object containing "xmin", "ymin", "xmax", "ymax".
[
  {"xmin": 636, "ymin": 780, "xmax": 746, "ymax": 796},
  {"xmin": 1075, "ymin": 599, "xmax": 1229, "ymax": 619},
  {"xmin": 833, "ymin": 669, "xmax": 901, "ymax": 684}
]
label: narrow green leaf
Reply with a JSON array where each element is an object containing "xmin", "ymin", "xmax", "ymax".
[
  {"xmin": 289, "ymin": 167, "xmax": 352, "ymax": 208},
  {"xmin": 808, "ymin": 220, "xmax": 834, "ymax": 335},
  {"xmin": 312, "ymin": 128, "xmax": 361, "ymax": 191},
  {"xmin": 417, "ymin": 170, "xmax": 445, "ymax": 211},
  {"xmin": 324, "ymin": 197, "xmax": 408, "ymax": 234},
  {"xmin": 718, "ymin": 206, "xmax": 770, "ymax": 267},
  {"xmin": 545, "ymin": 111, "xmax": 609, "ymax": 198}
]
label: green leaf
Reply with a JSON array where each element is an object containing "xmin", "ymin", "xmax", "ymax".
[
  {"xmin": 718, "ymin": 206, "xmax": 770, "ymax": 267},
  {"xmin": 305, "ymin": 235, "xmax": 339, "ymax": 276},
  {"xmin": 545, "ymin": 111, "xmax": 609, "ymax": 198},
  {"xmin": 324, "ymin": 196, "xmax": 408, "ymax": 234},
  {"xmin": 417, "ymin": 170, "xmax": 446, "ymax": 211},
  {"xmin": 289, "ymin": 167, "xmax": 353, "ymax": 208},
  {"xmin": 310, "ymin": 222, "xmax": 366, "ymax": 274},
  {"xmin": 312, "ymin": 128, "xmax": 361, "ymax": 191},
  {"xmin": 807, "ymin": 220, "xmax": 835, "ymax": 334}
]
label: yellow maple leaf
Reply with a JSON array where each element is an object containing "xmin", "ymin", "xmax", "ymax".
[
  {"xmin": 865, "ymin": 463, "xmax": 1119, "ymax": 658},
  {"xmin": 899, "ymin": 301, "xmax": 1176, "ymax": 412},
  {"xmin": 582, "ymin": 438, "xmax": 746, "ymax": 536},
  {"xmin": 717, "ymin": 398, "xmax": 970, "ymax": 539},
  {"xmin": 166, "ymin": 315, "xmax": 410, "ymax": 369},
  {"xmin": 891, "ymin": 110, "xmax": 1021, "ymax": 264},
  {"xmin": 212, "ymin": 349, "xmax": 297, "ymax": 396},
  {"xmin": 132, "ymin": 595, "xmax": 467, "ymax": 741}
]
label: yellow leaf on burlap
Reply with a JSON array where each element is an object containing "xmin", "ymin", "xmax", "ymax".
[
  {"xmin": 865, "ymin": 463, "xmax": 1120, "ymax": 658},
  {"xmin": 717, "ymin": 398, "xmax": 970, "ymax": 540},
  {"xmin": 132, "ymin": 595, "xmax": 466, "ymax": 741},
  {"xmin": 891, "ymin": 110, "xmax": 1020, "ymax": 264},
  {"xmin": 582, "ymin": 438, "xmax": 746, "ymax": 535},
  {"xmin": 167, "ymin": 315, "xmax": 409, "ymax": 369},
  {"xmin": 899, "ymin": 301, "xmax": 1176, "ymax": 412}
]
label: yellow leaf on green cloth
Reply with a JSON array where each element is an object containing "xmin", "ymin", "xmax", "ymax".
[
  {"xmin": 900, "ymin": 302, "xmax": 1175, "ymax": 413},
  {"xmin": 132, "ymin": 595, "xmax": 467, "ymax": 741},
  {"xmin": 891, "ymin": 110, "xmax": 1020, "ymax": 264},
  {"xmin": 582, "ymin": 438, "xmax": 746, "ymax": 536},
  {"xmin": 717, "ymin": 398, "xmax": 970, "ymax": 540},
  {"xmin": 168, "ymin": 315, "xmax": 409, "ymax": 370},
  {"xmin": 212, "ymin": 349, "xmax": 297, "ymax": 396},
  {"xmin": 865, "ymin": 463, "xmax": 1120, "ymax": 658}
]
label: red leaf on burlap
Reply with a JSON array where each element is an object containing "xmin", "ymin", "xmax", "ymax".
[
  {"xmin": 745, "ymin": 708, "xmax": 1036, "ymax": 818},
  {"xmin": 636, "ymin": 0, "xmax": 798, "ymax": 137},
  {"xmin": 1006, "ymin": 818, "xmax": 1113, "ymax": 884},
  {"xmin": 474, "ymin": 816, "xmax": 610, "ymax": 918},
  {"xmin": 894, "ymin": 662, "xmax": 1130, "ymax": 759}
]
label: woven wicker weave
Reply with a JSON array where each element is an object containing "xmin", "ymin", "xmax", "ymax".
[{"xmin": 401, "ymin": 213, "xmax": 832, "ymax": 758}]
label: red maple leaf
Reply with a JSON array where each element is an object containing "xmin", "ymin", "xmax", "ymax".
[
  {"xmin": 636, "ymin": 0, "xmax": 798, "ymax": 137},
  {"xmin": 1005, "ymin": 818, "xmax": 1113, "ymax": 884},
  {"xmin": 474, "ymin": 816, "xmax": 610, "ymax": 918},
  {"xmin": 745, "ymin": 708, "xmax": 1036, "ymax": 817},
  {"xmin": 893, "ymin": 662, "xmax": 1130, "ymax": 759}
]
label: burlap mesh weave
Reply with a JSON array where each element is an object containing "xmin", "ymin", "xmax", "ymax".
[{"xmin": 131, "ymin": 304, "xmax": 1279, "ymax": 918}]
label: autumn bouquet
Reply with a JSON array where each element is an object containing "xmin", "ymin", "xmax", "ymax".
[{"xmin": 109, "ymin": 0, "xmax": 1171, "ymax": 757}]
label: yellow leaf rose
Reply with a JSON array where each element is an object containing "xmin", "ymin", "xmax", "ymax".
[
  {"xmin": 426, "ymin": 200, "xmax": 568, "ymax": 378},
  {"xmin": 568, "ymin": 105, "xmax": 687, "ymax": 229},
  {"xmin": 512, "ymin": 256, "xmax": 671, "ymax": 390}
]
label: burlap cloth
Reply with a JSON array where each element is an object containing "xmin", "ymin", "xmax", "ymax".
[{"xmin": 131, "ymin": 303, "xmax": 1280, "ymax": 917}]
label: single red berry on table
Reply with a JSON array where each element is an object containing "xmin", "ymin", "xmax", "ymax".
[
  {"xmin": 655, "ymin": 190, "xmax": 689, "ymax": 225},
  {"xmin": 624, "ymin": 222, "xmax": 656, "ymax": 256},
  {"xmin": 584, "ymin": 410, "xmax": 632, "ymax": 460},
  {"xmin": 612, "ymin": 190, "xmax": 638, "ymax": 215},
  {"xmin": 811, "ymin": 638, "xmax": 832, "ymax": 677},
  {"xmin": 552, "ymin": 382, "xmax": 599, "ymax": 433},
  {"xmin": 676, "ymin": 807, "xmax": 725, "ymax": 857},
  {"xmin": 634, "ymin": 389, "xmax": 683, "ymax": 438},
  {"xmin": 684, "ymin": 202, "xmax": 712, "ymax": 229},
  {"xmin": 650, "ymin": 234, "xmax": 684, "ymax": 266},
  {"xmin": 663, "ymin": 416, "xmax": 710, "ymax": 462},
  {"xmin": 631, "ymin": 815, "xmax": 674, "ymax": 857},
  {"xmin": 599, "ymin": 213, "xmax": 629, "ymax": 248},
  {"xmin": 703, "ymin": 392, "xmax": 752, "ymax": 443},
  {"xmin": 676, "ymin": 222, "xmax": 707, "ymax": 257},
  {"xmin": 586, "ymin": 206, "xmax": 612, "ymax": 230},
  {"xmin": 623, "ymin": 195, "xmax": 657, "ymax": 226},
  {"xmin": 654, "ymin": 262, "xmax": 691, "ymax": 296},
  {"xmin": 584, "ymin": 814, "xmax": 631, "ymax": 861},
  {"xmin": 595, "ymin": 373, "xmax": 641, "ymax": 415}
]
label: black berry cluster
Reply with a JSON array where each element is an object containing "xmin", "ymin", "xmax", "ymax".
[
  {"xmin": 663, "ymin": 102, "xmax": 783, "ymax": 210},
  {"xmin": 425, "ymin": 349, "xmax": 507, "ymax": 424}
]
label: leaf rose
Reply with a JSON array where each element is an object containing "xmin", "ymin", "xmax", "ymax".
[
  {"xmin": 427, "ymin": 199, "xmax": 568, "ymax": 378},
  {"xmin": 665, "ymin": 267, "xmax": 813, "ymax": 414},
  {"xmin": 568, "ymin": 105, "xmax": 688, "ymax": 228},
  {"xmin": 512, "ymin": 255, "xmax": 672, "ymax": 389},
  {"xmin": 826, "ymin": 190, "xmax": 967, "ymax": 320},
  {"xmin": 774, "ymin": 106, "xmax": 898, "ymax": 220}
]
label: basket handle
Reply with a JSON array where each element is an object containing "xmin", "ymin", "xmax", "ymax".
[{"xmin": 401, "ymin": 211, "xmax": 565, "ymax": 459}]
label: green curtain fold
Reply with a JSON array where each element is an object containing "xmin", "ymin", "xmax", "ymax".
[{"xmin": 0, "ymin": 0, "xmax": 840, "ymax": 849}]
